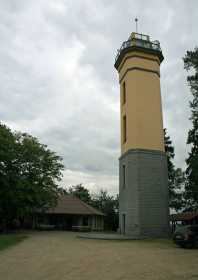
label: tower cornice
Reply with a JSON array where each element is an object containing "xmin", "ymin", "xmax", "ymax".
[
  {"xmin": 119, "ymin": 66, "xmax": 160, "ymax": 84},
  {"xmin": 114, "ymin": 45, "xmax": 164, "ymax": 70}
]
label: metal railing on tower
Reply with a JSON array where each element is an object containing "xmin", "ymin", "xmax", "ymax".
[{"xmin": 115, "ymin": 32, "xmax": 161, "ymax": 63}]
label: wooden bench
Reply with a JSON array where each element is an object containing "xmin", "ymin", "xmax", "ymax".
[{"xmin": 72, "ymin": 226, "xmax": 91, "ymax": 232}]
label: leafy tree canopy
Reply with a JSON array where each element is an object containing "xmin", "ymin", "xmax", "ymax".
[
  {"xmin": 164, "ymin": 128, "xmax": 185, "ymax": 211},
  {"xmin": 0, "ymin": 123, "xmax": 64, "ymax": 230},
  {"xmin": 183, "ymin": 48, "xmax": 198, "ymax": 209},
  {"xmin": 91, "ymin": 190, "xmax": 119, "ymax": 231},
  {"xmin": 67, "ymin": 184, "xmax": 91, "ymax": 203}
]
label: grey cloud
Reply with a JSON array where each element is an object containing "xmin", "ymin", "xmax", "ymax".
[{"xmin": 0, "ymin": 0, "xmax": 197, "ymax": 194}]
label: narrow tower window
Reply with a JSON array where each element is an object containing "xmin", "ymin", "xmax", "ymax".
[
  {"xmin": 122, "ymin": 214, "xmax": 126, "ymax": 234},
  {"xmin": 123, "ymin": 165, "xmax": 126, "ymax": 188},
  {"xmin": 122, "ymin": 82, "xmax": 126, "ymax": 104},
  {"xmin": 123, "ymin": 115, "xmax": 127, "ymax": 143}
]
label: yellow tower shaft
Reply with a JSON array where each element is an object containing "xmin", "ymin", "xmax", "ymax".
[{"xmin": 118, "ymin": 52, "xmax": 164, "ymax": 155}]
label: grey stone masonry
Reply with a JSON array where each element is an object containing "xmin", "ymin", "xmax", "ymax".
[{"xmin": 119, "ymin": 149, "xmax": 170, "ymax": 238}]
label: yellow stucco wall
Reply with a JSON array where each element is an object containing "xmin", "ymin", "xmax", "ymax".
[
  {"xmin": 118, "ymin": 52, "xmax": 165, "ymax": 154},
  {"xmin": 118, "ymin": 52, "xmax": 160, "ymax": 79}
]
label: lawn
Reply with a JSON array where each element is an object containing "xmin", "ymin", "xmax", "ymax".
[
  {"xmin": 0, "ymin": 231, "xmax": 198, "ymax": 280},
  {"xmin": 0, "ymin": 234, "xmax": 27, "ymax": 251}
]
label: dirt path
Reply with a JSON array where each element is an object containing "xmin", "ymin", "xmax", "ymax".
[{"xmin": 0, "ymin": 231, "xmax": 198, "ymax": 280}]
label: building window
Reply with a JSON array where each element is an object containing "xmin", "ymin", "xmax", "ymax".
[
  {"xmin": 123, "ymin": 115, "xmax": 127, "ymax": 143},
  {"xmin": 123, "ymin": 165, "xmax": 126, "ymax": 188},
  {"xmin": 122, "ymin": 82, "xmax": 126, "ymax": 104}
]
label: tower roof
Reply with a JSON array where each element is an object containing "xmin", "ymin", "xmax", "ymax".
[{"xmin": 114, "ymin": 32, "xmax": 164, "ymax": 70}]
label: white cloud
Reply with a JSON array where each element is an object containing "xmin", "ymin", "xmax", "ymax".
[{"xmin": 61, "ymin": 169, "xmax": 118, "ymax": 196}]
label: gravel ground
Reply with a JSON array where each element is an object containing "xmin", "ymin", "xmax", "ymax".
[{"xmin": 0, "ymin": 231, "xmax": 198, "ymax": 280}]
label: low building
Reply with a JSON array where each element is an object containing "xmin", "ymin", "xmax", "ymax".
[
  {"xmin": 34, "ymin": 195, "xmax": 105, "ymax": 231},
  {"xmin": 170, "ymin": 212, "xmax": 198, "ymax": 232}
]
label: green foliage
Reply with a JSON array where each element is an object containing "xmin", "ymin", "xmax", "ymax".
[
  {"xmin": 0, "ymin": 123, "xmax": 64, "ymax": 231},
  {"xmin": 68, "ymin": 184, "xmax": 91, "ymax": 203},
  {"xmin": 0, "ymin": 234, "xmax": 27, "ymax": 251},
  {"xmin": 183, "ymin": 48, "xmax": 198, "ymax": 209},
  {"xmin": 164, "ymin": 128, "xmax": 175, "ymax": 188},
  {"xmin": 91, "ymin": 190, "xmax": 119, "ymax": 231},
  {"xmin": 164, "ymin": 128, "xmax": 185, "ymax": 211}
]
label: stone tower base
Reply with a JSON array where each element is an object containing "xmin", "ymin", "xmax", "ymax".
[{"xmin": 119, "ymin": 149, "xmax": 170, "ymax": 238}]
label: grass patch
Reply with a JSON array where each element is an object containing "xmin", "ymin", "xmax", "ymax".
[{"xmin": 0, "ymin": 234, "xmax": 27, "ymax": 252}]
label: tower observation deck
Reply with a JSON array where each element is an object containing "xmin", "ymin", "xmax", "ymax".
[{"xmin": 115, "ymin": 32, "xmax": 164, "ymax": 69}]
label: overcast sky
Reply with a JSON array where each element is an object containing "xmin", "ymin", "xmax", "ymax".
[{"xmin": 0, "ymin": 0, "xmax": 197, "ymax": 195}]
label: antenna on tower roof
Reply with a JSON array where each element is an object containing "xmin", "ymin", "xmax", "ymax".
[{"xmin": 135, "ymin": 18, "xmax": 138, "ymax": 33}]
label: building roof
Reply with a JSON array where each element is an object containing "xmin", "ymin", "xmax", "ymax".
[
  {"xmin": 170, "ymin": 212, "xmax": 198, "ymax": 222},
  {"xmin": 45, "ymin": 195, "xmax": 105, "ymax": 216}
]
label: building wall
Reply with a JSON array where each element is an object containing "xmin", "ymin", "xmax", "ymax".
[
  {"xmin": 119, "ymin": 149, "xmax": 170, "ymax": 237},
  {"xmin": 34, "ymin": 214, "xmax": 104, "ymax": 231},
  {"xmin": 119, "ymin": 53, "xmax": 164, "ymax": 154},
  {"xmin": 90, "ymin": 215, "xmax": 104, "ymax": 231}
]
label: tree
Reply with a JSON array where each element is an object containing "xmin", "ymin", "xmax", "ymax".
[
  {"xmin": 164, "ymin": 128, "xmax": 184, "ymax": 211},
  {"xmin": 68, "ymin": 184, "xmax": 91, "ymax": 203},
  {"xmin": 183, "ymin": 48, "xmax": 198, "ymax": 209},
  {"xmin": 0, "ymin": 123, "xmax": 64, "ymax": 231},
  {"xmin": 0, "ymin": 124, "xmax": 19, "ymax": 230},
  {"xmin": 91, "ymin": 190, "xmax": 119, "ymax": 231}
]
